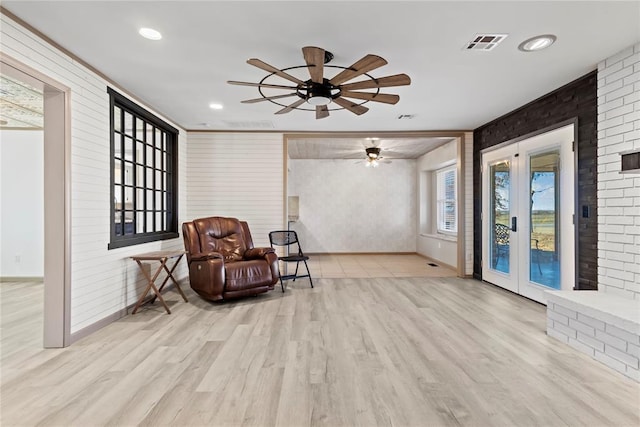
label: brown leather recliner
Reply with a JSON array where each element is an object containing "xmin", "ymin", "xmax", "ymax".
[{"xmin": 182, "ymin": 216, "xmax": 280, "ymax": 301}]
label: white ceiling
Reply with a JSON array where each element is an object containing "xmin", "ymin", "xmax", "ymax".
[
  {"xmin": 2, "ymin": 1, "xmax": 639, "ymax": 132},
  {"xmin": 287, "ymin": 137, "xmax": 454, "ymax": 159}
]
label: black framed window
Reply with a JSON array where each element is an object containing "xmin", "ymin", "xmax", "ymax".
[{"xmin": 108, "ymin": 87, "xmax": 179, "ymax": 249}]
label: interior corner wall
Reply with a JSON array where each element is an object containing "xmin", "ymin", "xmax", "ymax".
[
  {"xmin": 185, "ymin": 132, "xmax": 284, "ymax": 248},
  {"xmin": 463, "ymin": 132, "xmax": 474, "ymax": 276},
  {"xmin": 473, "ymin": 71, "xmax": 598, "ymax": 289},
  {"xmin": 1, "ymin": 13, "xmax": 188, "ymax": 336},
  {"xmin": 288, "ymin": 159, "xmax": 417, "ymax": 253},
  {"xmin": 597, "ymin": 43, "xmax": 640, "ymax": 300},
  {"xmin": 0, "ymin": 129, "xmax": 44, "ymax": 277},
  {"xmin": 416, "ymin": 140, "xmax": 457, "ymax": 267}
]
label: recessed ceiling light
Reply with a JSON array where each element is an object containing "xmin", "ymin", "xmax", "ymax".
[
  {"xmin": 139, "ymin": 27, "xmax": 162, "ymax": 41},
  {"xmin": 209, "ymin": 103, "xmax": 223, "ymax": 110},
  {"xmin": 518, "ymin": 34, "xmax": 556, "ymax": 52}
]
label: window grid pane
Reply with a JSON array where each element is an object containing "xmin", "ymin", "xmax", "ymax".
[{"xmin": 109, "ymin": 88, "xmax": 178, "ymax": 249}]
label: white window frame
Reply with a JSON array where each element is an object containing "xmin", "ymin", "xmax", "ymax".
[{"xmin": 436, "ymin": 165, "xmax": 457, "ymax": 235}]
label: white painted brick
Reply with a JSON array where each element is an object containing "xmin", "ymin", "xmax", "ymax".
[
  {"xmin": 576, "ymin": 332, "xmax": 605, "ymax": 352},
  {"xmin": 599, "ymin": 224, "xmax": 626, "ymax": 234},
  {"xmin": 578, "ymin": 313, "xmax": 605, "ymax": 331},
  {"xmin": 606, "ymin": 324, "xmax": 640, "ymax": 345},
  {"xmin": 623, "ymin": 71, "xmax": 640, "ymax": 87},
  {"xmin": 547, "ymin": 327, "xmax": 569, "ymax": 343},
  {"xmin": 601, "ymin": 116, "xmax": 625, "ymax": 130},
  {"xmin": 569, "ymin": 318, "xmax": 596, "ymax": 337},
  {"xmin": 628, "ymin": 342, "xmax": 640, "ymax": 358},
  {"xmin": 552, "ymin": 304, "xmax": 577, "ymax": 319},
  {"xmin": 600, "ymin": 97, "xmax": 625, "ymax": 112},
  {"xmin": 605, "ymin": 103, "xmax": 635, "ymax": 120},
  {"xmin": 568, "ymin": 337, "xmax": 596, "ymax": 356},
  {"xmin": 596, "ymin": 329, "xmax": 628, "ymax": 350},
  {"xmin": 605, "ymin": 65, "xmax": 633, "ymax": 86},
  {"xmin": 605, "ymin": 345, "xmax": 640, "ymax": 369},
  {"xmin": 623, "ymin": 52, "xmax": 640, "ymax": 68},
  {"xmin": 626, "ymin": 130, "xmax": 640, "ymax": 142},
  {"xmin": 598, "ymin": 78, "xmax": 624, "ymax": 97},
  {"xmin": 606, "ymin": 85, "xmax": 635, "ymax": 103},
  {"xmin": 548, "ymin": 310, "xmax": 569, "ymax": 325},
  {"xmin": 595, "ymin": 350, "xmax": 627, "ymax": 373},
  {"xmin": 624, "ymin": 365, "xmax": 640, "ymax": 382},
  {"xmin": 552, "ymin": 321, "xmax": 577, "ymax": 339},
  {"xmin": 599, "ymin": 241, "xmax": 625, "ymax": 252},
  {"xmin": 624, "ymin": 110, "xmax": 640, "ymax": 123},
  {"xmin": 605, "ymin": 122, "xmax": 635, "ymax": 137},
  {"xmin": 606, "ymin": 198, "xmax": 635, "ymax": 208},
  {"xmin": 605, "ymin": 46, "xmax": 635, "ymax": 68},
  {"xmin": 625, "ymin": 90, "xmax": 640, "ymax": 105}
]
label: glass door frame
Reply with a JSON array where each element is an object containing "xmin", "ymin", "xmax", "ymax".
[{"xmin": 480, "ymin": 121, "xmax": 578, "ymax": 304}]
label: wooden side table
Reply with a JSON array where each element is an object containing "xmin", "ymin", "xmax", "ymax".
[{"xmin": 130, "ymin": 250, "xmax": 188, "ymax": 314}]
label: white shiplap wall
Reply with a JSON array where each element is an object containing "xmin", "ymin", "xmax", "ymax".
[
  {"xmin": 597, "ymin": 43, "xmax": 640, "ymax": 300},
  {"xmin": 1, "ymin": 13, "xmax": 188, "ymax": 335},
  {"xmin": 186, "ymin": 133, "xmax": 284, "ymax": 248}
]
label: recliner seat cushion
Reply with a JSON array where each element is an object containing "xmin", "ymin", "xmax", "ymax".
[{"xmin": 224, "ymin": 260, "xmax": 273, "ymax": 292}]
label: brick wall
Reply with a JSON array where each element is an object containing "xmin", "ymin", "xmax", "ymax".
[
  {"xmin": 473, "ymin": 72, "xmax": 598, "ymax": 289},
  {"xmin": 597, "ymin": 44, "xmax": 640, "ymax": 300},
  {"xmin": 546, "ymin": 295, "xmax": 640, "ymax": 382}
]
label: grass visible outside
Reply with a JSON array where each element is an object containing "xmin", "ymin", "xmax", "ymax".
[{"xmin": 495, "ymin": 211, "xmax": 556, "ymax": 252}]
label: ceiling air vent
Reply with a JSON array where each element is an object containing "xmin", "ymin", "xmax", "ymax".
[{"xmin": 465, "ymin": 34, "xmax": 508, "ymax": 51}]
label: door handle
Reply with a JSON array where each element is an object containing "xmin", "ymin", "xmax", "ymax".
[{"xmin": 511, "ymin": 217, "xmax": 517, "ymax": 232}]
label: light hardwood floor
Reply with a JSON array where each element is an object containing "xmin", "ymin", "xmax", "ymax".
[{"xmin": 1, "ymin": 274, "xmax": 639, "ymax": 426}]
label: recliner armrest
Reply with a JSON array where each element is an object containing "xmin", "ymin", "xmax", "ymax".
[
  {"xmin": 244, "ymin": 247, "xmax": 275, "ymax": 260},
  {"xmin": 189, "ymin": 251, "xmax": 224, "ymax": 262}
]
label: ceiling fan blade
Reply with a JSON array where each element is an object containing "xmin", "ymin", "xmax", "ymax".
[
  {"xmin": 302, "ymin": 46, "xmax": 325, "ymax": 84},
  {"xmin": 339, "ymin": 74, "xmax": 411, "ymax": 91},
  {"xmin": 316, "ymin": 105, "xmax": 329, "ymax": 119},
  {"xmin": 340, "ymin": 91, "xmax": 400, "ymax": 105},
  {"xmin": 275, "ymin": 98, "xmax": 306, "ymax": 115},
  {"xmin": 247, "ymin": 59, "xmax": 305, "ymax": 85},
  {"xmin": 241, "ymin": 93, "xmax": 299, "ymax": 104},
  {"xmin": 333, "ymin": 97, "xmax": 369, "ymax": 116},
  {"xmin": 227, "ymin": 80, "xmax": 298, "ymax": 90},
  {"xmin": 329, "ymin": 54, "xmax": 387, "ymax": 86}
]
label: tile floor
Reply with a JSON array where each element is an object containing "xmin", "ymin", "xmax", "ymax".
[{"xmin": 285, "ymin": 253, "xmax": 457, "ymax": 279}]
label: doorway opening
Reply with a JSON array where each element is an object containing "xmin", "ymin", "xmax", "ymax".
[{"xmin": 1, "ymin": 55, "xmax": 70, "ymax": 348}]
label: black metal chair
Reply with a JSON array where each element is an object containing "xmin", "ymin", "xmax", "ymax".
[{"xmin": 269, "ymin": 230, "xmax": 313, "ymax": 292}]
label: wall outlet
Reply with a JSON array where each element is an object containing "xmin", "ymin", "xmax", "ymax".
[{"xmin": 15, "ymin": 255, "xmax": 21, "ymax": 263}]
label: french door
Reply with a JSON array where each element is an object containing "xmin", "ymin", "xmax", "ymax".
[{"xmin": 481, "ymin": 124, "xmax": 575, "ymax": 304}]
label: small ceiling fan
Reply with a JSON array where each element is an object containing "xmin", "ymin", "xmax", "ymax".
[
  {"xmin": 228, "ymin": 46, "xmax": 411, "ymax": 119},
  {"xmin": 363, "ymin": 146, "xmax": 388, "ymax": 168}
]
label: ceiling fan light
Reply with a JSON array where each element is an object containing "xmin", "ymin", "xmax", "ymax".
[{"xmin": 307, "ymin": 95, "xmax": 332, "ymax": 106}]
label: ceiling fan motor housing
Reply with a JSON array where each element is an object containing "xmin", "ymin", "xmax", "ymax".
[
  {"xmin": 366, "ymin": 147, "xmax": 381, "ymax": 159},
  {"xmin": 299, "ymin": 79, "xmax": 340, "ymax": 106}
]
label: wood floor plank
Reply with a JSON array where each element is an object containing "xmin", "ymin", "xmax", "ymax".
[{"xmin": 2, "ymin": 276, "xmax": 639, "ymax": 426}]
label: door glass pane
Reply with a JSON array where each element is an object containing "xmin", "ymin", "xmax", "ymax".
[
  {"xmin": 490, "ymin": 161, "xmax": 510, "ymax": 273},
  {"xmin": 530, "ymin": 151, "xmax": 560, "ymax": 289}
]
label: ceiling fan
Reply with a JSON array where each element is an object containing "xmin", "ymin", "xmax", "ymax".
[{"xmin": 228, "ymin": 46, "xmax": 411, "ymax": 119}]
